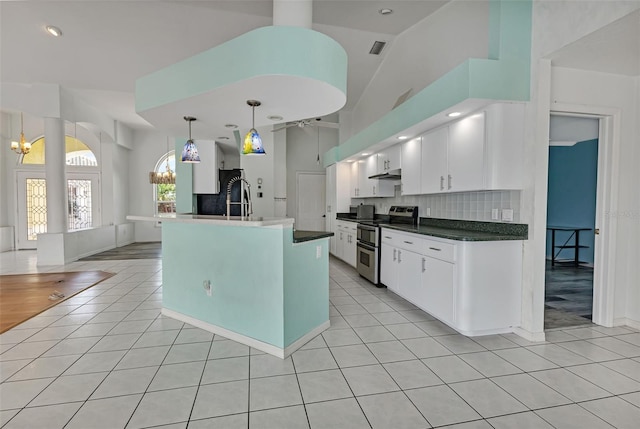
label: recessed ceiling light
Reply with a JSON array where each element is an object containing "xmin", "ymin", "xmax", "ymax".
[
  {"xmin": 267, "ymin": 115, "xmax": 283, "ymax": 121},
  {"xmin": 224, "ymin": 124, "xmax": 238, "ymax": 129},
  {"xmin": 398, "ymin": 135, "xmax": 408, "ymax": 140},
  {"xmin": 379, "ymin": 8, "xmax": 393, "ymax": 15},
  {"xmin": 361, "ymin": 152, "xmax": 370, "ymax": 156},
  {"xmin": 45, "ymin": 25, "xmax": 63, "ymax": 37},
  {"xmin": 447, "ymin": 112, "xmax": 462, "ymax": 117}
]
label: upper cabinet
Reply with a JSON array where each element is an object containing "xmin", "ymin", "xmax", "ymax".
[
  {"xmin": 377, "ymin": 146, "xmax": 401, "ymax": 174},
  {"xmin": 410, "ymin": 102, "xmax": 525, "ymax": 195},
  {"xmin": 401, "ymin": 137, "xmax": 421, "ymax": 195}
]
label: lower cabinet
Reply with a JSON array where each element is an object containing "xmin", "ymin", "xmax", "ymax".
[
  {"xmin": 333, "ymin": 220, "xmax": 357, "ymax": 268},
  {"xmin": 380, "ymin": 227, "xmax": 522, "ymax": 336}
]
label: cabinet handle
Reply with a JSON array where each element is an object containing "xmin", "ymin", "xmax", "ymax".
[
  {"xmin": 448, "ymin": 174, "xmax": 452, "ymax": 190},
  {"xmin": 327, "ymin": 205, "xmax": 331, "ymax": 212},
  {"xmin": 373, "ymin": 185, "xmax": 376, "ymax": 195},
  {"xmin": 398, "ymin": 250, "xmax": 402, "ymax": 263},
  {"xmin": 422, "ymin": 257, "xmax": 426, "ymax": 273},
  {"xmin": 403, "ymin": 240, "xmax": 413, "ymax": 245},
  {"xmin": 429, "ymin": 247, "xmax": 442, "ymax": 251},
  {"xmin": 393, "ymin": 248, "xmax": 396, "ymax": 261},
  {"xmin": 440, "ymin": 176, "xmax": 444, "ymax": 191},
  {"xmin": 340, "ymin": 232, "xmax": 343, "ymax": 240}
]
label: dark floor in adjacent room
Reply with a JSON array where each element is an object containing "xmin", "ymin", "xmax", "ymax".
[
  {"xmin": 79, "ymin": 242, "xmax": 162, "ymax": 261},
  {"xmin": 545, "ymin": 261, "xmax": 594, "ymax": 330}
]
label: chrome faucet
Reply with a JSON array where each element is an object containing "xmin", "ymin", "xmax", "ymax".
[{"xmin": 226, "ymin": 177, "xmax": 252, "ymax": 218}]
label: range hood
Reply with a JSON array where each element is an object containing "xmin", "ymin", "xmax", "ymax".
[{"xmin": 368, "ymin": 169, "xmax": 401, "ymax": 180}]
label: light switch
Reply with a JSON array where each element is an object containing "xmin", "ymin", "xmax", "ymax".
[
  {"xmin": 316, "ymin": 245, "xmax": 322, "ymax": 259},
  {"xmin": 501, "ymin": 209, "xmax": 514, "ymax": 222},
  {"xmin": 491, "ymin": 209, "xmax": 499, "ymax": 220}
]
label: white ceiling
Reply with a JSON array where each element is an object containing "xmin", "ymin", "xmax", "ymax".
[{"xmin": 0, "ymin": 0, "xmax": 448, "ymax": 132}]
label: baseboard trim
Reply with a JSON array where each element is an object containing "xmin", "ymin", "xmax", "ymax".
[
  {"xmin": 512, "ymin": 326, "xmax": 546, "ymax": 342},
  {"xmin": 614, "ymin": 317, "xmax": 640, "ymax": 330},
  {"xmin": 161, "ymin": 308, "xmax": 329, "ymax": 359}
]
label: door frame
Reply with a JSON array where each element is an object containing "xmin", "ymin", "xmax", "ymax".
[
  {"xmin": 549, "ymin": 103, "xmax": 621, "ymax": 327},
  {"xmin": 295, "ymin": 171, "xmax": 326, "ymax": 230}
]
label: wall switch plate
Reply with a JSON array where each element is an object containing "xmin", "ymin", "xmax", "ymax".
[
  {"xmin": 502, "ymin": 209, "xmax": 514, "ymax": 222},
  {"xmin": 316, "ymin": 245, "xmax": 322, "ymax": 259},
  {"xmin": 491, "ymin": 209, "xmax": 499, "ymax": 220},
  {"xmin": 426, "ymin": 207, "xmax": 431, "ymax": 216}
]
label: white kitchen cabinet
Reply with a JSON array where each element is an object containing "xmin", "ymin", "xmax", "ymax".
[
  {"xmin": 351, "ymin": 157, "xmax": 394, "ymax": 198},
  {"xmin": 401, "ymin": 137, "xmax": 422, "ymax": 195},
  {"xmin": 447, "ymin": 111, "xmax": 485, "ymax": 192},
  {"xmin": 327, "ymin": 163, "xmax": 352, "ymax": 256},
  {"xmin": 335, "ymin": 220, "xmax": 357, "ymax": 268},
  {"xmin": 192, "ymin": 140, "xmax": 219, "ymax": 194},
  {"xmin": 420, "ymin": 127, "xmax": 448, "ymax": 194},
  {"xmin": 350, "ymin": 161, "xmax": 362, "ymax": 198},
  {"xmin": 380, "ymin": 227, "xmax": 522, "ymax": 336},
  {"xmin": 377, "ymin": 145, "xmax": 401, "ymax": 173}
]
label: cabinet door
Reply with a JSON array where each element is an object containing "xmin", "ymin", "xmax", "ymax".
[
  {"xmin": 366, "ymin": 154, "xmax": 380, "ymax": 177},
  {"xmin": 335, "ymin": 227, "xmax": 345, "ymax": 260},
  {"xmin": 345, "ymin": 232, "xmax": 357, "ymax": 268},
  {"xmin": 421, "ymin": 128, "xmax": 448, "ymax": 194},
  {"xmin": 401, "ymin": 137, "xmax": 421, "ymax": 195},
  {"xmin": 385, "ymin": 145, "xmax": 401, "ymax": 171},
  {"xmin": 397, "ymin": 249, "xmax": 423, "ymax": 303},
  {"xmin": 350, "ymin": 161, "xmax": 360, "ymax": 198},
  {"xmin": 422, "ymin": 256, "xmax": 454, "ymax": 325},
  {"xmin": 326, "ymin": 164, "xmax": 336, "ymax": 253},
  {"xmin": 380, "ymin": 243, "xmax": 398, "ymax": 291},
  {"xmin": 358, "ymin": 160, "xmax": 372, "ymax": 197},
  {"xmin": 448, "ymin": 112, "xmax": 485, "ymax": 192}
]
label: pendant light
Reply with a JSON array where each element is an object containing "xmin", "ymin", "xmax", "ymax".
[
  {"xmin": 316, "ymin": 126, "xmax": 321, "ymax": 165},
  {"xmin": 242, "ymin": 100, "xmax": 265, "ymax": 155},
  {"xmin": 181, "ymin": 116, "xmax": 200, "ymax": 163},
  {"xmin": 10, "ymin": 112, "xmax": 31, "ymax": 155}
]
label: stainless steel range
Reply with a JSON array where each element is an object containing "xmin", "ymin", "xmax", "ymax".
[{"xmin": 356, "ymin": 206, "xmax": 418, "ymax": 286}]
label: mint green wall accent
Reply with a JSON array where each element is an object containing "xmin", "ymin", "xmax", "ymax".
[
  {"xmin": 162, "ymin": 222, "xmax": 329, "ymax": 350},
  {"xmin": 328, "ymin": 0, "xmax": 532, "ymax": 163},
  {"xmin": 174, "ymin": 137, "xmax": 193, "ymax": 213},
  {"xmin": 162, "ymin": 222, "xmax": 285, "ymax": 347},
  {"xmin": 283, "ymin": 231, "xmax": 329, "ymax": 345},
  {"xmin": 136, "ymin": 26, "xmax": 347, "ymax": 112}
]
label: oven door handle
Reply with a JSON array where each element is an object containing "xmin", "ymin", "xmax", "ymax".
[
  {"xmin": 357, "ymin": 224, "xmax": 377, "ymax": 232},
  {"xmin": 357, "ymin": 242, "xmax": 376, "ymax": 252}
]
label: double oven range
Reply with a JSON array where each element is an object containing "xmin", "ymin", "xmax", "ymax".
[{"xmin": 356, "ymin": 206, "xmax": 418, "ymax": 286}]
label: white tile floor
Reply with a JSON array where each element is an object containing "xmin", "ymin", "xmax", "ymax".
[{"xmin": 1, "ymin": 250, "xmax": 640, "ymax": 428}]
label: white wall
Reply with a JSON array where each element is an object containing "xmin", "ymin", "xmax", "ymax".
[
  {"xmin": 130, "ymin": 129, "xmax": 172, "ymax": 242},
  {"xmin": 347, "ymin": 0, "xmax": 489, "ymax": 139},
  {"xmin": 286, "ymin": 125, "xmax": 338, "ymax": 219},
  {"xmin": 522, "ymin": 1, "xmax": 640, "ymax": 334}
]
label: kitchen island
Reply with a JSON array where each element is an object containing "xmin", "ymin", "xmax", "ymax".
[{"xmin": 127, "ymin": 214, "xmax": 332, "ymax": 358}]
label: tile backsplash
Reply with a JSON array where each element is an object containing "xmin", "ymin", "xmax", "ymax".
[{"xmin": 355, "ymin": 186, "xmax": 521, "ymax": 223}]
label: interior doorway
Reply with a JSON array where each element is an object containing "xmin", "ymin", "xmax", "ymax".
[
  {"xmin": 544, "ymin": 114, "xmax": 600, "ymax": 329},
  {"xmin": 296, "ymin": 172, "xmax": 326, "ymax": 231}
]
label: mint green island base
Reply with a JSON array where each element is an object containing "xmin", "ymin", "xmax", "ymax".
[{"xmin": 127, "ymin": 215, "xmax": 331, "ymax": 358}]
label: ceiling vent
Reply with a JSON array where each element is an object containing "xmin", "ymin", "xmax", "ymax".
[
  {"xmin": 392, "ymin": 89, "xmax": 413, "ymax": 109},
  {"xmin": 369, "ymin": 41, "xmax": 386, "ymax": 55}
]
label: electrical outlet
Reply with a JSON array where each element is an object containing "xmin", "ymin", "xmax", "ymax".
[
  {"xmin": 203, "ymin": 280, "xmax": 212, "ymax": 296},
  {"xmin": 491, "ymin": 209, "xmax": 499, "ymax": 220},
  {"xmin": 501, "ymin": 209, "xmax": 514, "ymax": 222},
  {"xmin": 316, "ymin": 245, "xmax": 322, "ymax": 259}
]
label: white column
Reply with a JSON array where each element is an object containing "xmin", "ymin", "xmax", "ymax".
[
  {"xmin": 44, "ymin": 117, "xmax": 67, "ymax": 233},
  {"xmin": 273, "ymin": 0, "xmax": 312, "ymax": 28}
]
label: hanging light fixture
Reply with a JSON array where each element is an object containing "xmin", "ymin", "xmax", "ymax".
[
  {"xmin": 181, "ymin": 116, "xmax": 200, "ymax": 163},
  {"xmin": 150, "ymin": 137, "xmax": 176, "ymax": 184},
  {"xmin": 316, "ymin": 126, "xmax": 321, "ymax": 165},
  {"xmin": 242, "ymin": 100, "xmax": 265, "ymax": 155},
  {"xmin": 10, "ymin": 112, "xmax": 31, "ymax": 155}
]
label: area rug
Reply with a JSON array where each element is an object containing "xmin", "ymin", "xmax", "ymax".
[
  {"xmin": 0, "ymin": 271, "xmax": 115, "ymax": 333},
  {"xmin": 79, "ymin": 242, "xmax": 162, "ymax": 261}
]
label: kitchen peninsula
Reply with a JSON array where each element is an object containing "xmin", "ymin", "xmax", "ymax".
[{"xmin": 127, "ymin": 214, "xmax": 333, "ymax": 358}]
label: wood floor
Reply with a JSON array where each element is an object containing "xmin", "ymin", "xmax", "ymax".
[{"xmin": 0, "ymin": 271, "xmax": 114, "ymax": 333}]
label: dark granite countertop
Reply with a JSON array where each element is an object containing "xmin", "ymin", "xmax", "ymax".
[
  {"xmin": 293, "ymin": 230, "xmax": 334, "ymax": 243},
  {"xmin": 381, "ymin": 218, "xmax": 528, "ymax": 241}
]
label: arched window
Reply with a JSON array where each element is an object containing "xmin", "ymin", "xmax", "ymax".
[
  {"xmin": 154, "ymin": 151, "xmax": 176, "ymax": 215},
  {"xmin": 21, "ymin": 136, "xmax": 98, "ymax": 166}
]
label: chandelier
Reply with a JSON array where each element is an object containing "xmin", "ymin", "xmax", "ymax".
[
  {"xmin": 149, "ymin": 138, "xmax": 176, "ymax": 184},
  {"xmin": 10, "ymin": 112, "xmax": 31, "ymax": 155}
]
